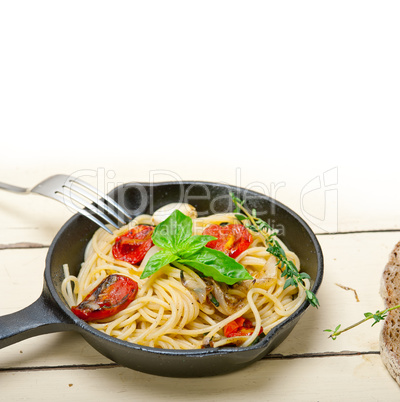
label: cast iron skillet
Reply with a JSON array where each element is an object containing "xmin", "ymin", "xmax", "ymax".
[{"xmin": 0, "ymin": 181, "xmax": 323, "ymax": 377}]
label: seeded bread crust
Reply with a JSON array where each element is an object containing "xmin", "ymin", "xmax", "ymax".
[{"xmin": 380, "ymin": 241, "xmax": 400, "ymax": 386}]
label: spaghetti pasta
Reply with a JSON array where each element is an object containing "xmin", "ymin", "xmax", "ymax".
[{"xmin": 62, "ymin": 203, "xmax": 309, "ymax": 350}]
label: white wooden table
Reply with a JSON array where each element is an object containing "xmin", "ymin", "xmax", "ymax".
[
  {"xmin": 1, "ymin": 165, "xmax": 399, "ymax": 401},
  {"xmin": 1, "ymin": 2, "xmax": 400, "ymax": 400}
]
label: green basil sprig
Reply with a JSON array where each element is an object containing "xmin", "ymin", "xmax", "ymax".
[{"xmin": 140, "ymin": 210, "xmax": 253, "ymax": 285}]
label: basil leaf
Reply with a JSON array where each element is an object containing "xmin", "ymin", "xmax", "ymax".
[
  {"xmin": 179, "ymin": 248, "xmax": 253, "ymax": 285},
  {"xmin": 178, "ymin": 235, "xmax": 216, "ymax": 259},
  {"xmin": 140, "ymin": 250, "xmax": 179, "ymax": 279},
  {"xmin": 151, "ymin": 210, "xmax": 193, "ymax": 252},
  {"xmin": 142, "ymin": 208, "xmax": 253, "ymax": 285}
]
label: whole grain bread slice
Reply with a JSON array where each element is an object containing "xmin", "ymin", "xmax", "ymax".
[{"xmin": 380, "ymin": 241, "xmax": 400, "ymax": 386}]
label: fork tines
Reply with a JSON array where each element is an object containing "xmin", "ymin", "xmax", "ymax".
[{"xmin": 58, "ymin": 177, "xmax": 133, "ymax": 234}]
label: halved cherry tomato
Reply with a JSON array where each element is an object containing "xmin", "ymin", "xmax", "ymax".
[
  {"xmin": 112, "ymin": 225, "xmax": 154, "ymax": 265},
  {"xmin": 224, "ymin": 317, "xmax": 263, "ymax": 338},
  {"xmin": 71, "ymin": 274, "xmax": 138, "ymax": 321},
  {"xmin": 202, "ymin": 224, "xmax": 252, "ymax": 258}
]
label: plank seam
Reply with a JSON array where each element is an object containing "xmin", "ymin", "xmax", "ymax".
[{"xmin": 0, "ymin": 351, "xmax": 381, "ymax": 373}]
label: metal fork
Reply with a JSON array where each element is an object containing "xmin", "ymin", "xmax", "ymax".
[{"xmin": 0, "ymin": 174, "xmax": 133, "ymax": 234}]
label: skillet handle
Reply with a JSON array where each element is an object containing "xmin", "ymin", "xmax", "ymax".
[{"xmin": 0, "ymin": 286, "xmax": 74, "ymax": 349}]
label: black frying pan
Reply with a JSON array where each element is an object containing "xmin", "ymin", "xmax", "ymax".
[{"xmin": 0, "ymin": 181, "xmax": 323, "ymax": 377}]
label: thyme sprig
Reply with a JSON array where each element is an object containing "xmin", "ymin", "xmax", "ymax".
[
  {"xmin": 230, "ymin": 193, "xmax": 320, "ymax": 308},
  {"xmin": 324, "ymin": 304, "xmax": 400, "ymax": 340}
]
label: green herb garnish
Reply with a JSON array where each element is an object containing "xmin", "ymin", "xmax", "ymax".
[
  {"xmin": 325, "ymin": 304, "xmax": 400, "ymax": 340},
  {"xmin": 230, "ymin": 193, "xmax": 320, "ymax": 308},
  {"xmin": 209, "ymin": 294, "xmax": 220, "ymax": 307},
  {"xmin": 249, "ymin": 331, "xmax": 266, "ymax": 346},
  {"xmin": 141, "ymin": 210, "xmax": 253, "ymax": 285}
]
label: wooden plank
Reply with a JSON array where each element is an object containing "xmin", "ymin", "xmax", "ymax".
[
  {"xmin": 1, "ymin": 231, "xmax": 399, "ymax": 370},
  {"xmin": 1, "ymin": 355, "xmax": 398, "ymax": 401},
  {"xmin": 0, "ymin": 248, "xmax": 46, "ymax": 313},
  {"xmin": 0, "ymin": 191, "xmax": 72, "ymax": 245}
]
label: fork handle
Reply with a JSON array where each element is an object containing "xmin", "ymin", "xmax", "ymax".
[{"xmin": 0, "ymin": 182, "xmax": 29, "ymax": 194}]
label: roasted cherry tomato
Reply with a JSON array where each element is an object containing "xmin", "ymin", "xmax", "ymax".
[
  {"xmin": 202, "ymin": 224, "xmax": 252, "ymax": 258},
  {"xmin": 71, "ymin": 274, "xmax": 138, "ymax": 321},
  {"xmin": 224, "ymin": 317, "xmax": 263, "ymax": 338},
  {"xmin": 112, "ymin": 225, "xmax": 154, "ymax": 265}
]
